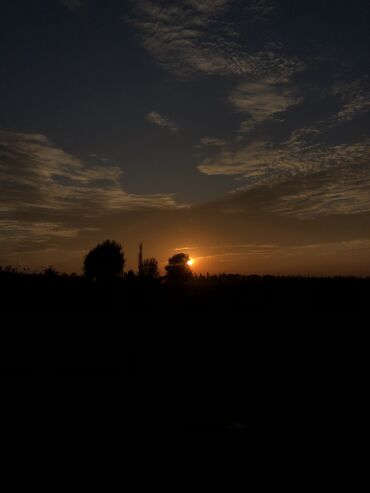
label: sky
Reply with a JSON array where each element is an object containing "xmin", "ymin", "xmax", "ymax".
[{"xmin": 1, "ymin": 0, "xmax": 370, "ymax": 275}]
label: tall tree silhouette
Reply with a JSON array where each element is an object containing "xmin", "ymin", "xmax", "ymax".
[
  {"xmin": 138, "ymin": 243, "xmax": 143, "ymax": 277},
  {"xmin": 165, "ymin": 253, "xmax": 192, "ymax": 282},
  {"xmin": 83, "ymin": 240, "xmax": 125, "ymax": 282}
]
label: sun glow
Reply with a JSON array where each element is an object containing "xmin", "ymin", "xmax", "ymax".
[{"xmin": 187, "ymin": 258, "xmax": 194, "ymax": 266}]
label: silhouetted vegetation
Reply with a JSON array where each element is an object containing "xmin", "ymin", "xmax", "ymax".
[
  {"xmin": 165, "ymin": 253, "xmax": 193, "ymax": 283},
  {"xmin": 2, "ymin": 240, "xmax": 366, "ymax": 440},
  {"xmin": 83, "ymin": 240, "xmax": 125, "ymax": 282},
  {"xmin": 0, "ymin": 264, "xmax": 368, "ymax": 312},
  {"xmin": 140, "ymin": 258, "xmax": 160, "ymax": 280},
  {"xmin": 0, "ymin": 239, "xmax": 369, "ymax": 312}
]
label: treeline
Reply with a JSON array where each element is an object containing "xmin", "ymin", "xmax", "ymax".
[
  {"xmin": 1, "ymin": 239, "xmax": 369, "ymax": 311},
  {"xmin": 0, "ymin": 263, "xmax": 369, "ymax": 312}
]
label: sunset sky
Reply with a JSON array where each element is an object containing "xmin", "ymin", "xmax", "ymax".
[{"xmin": 1, "ymin": 0, "xmax": 370, "ymax": 275}]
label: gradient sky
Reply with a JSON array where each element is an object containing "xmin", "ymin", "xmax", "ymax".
[{"xmin": 1, "ymin": 0, "xmax": 370, "ymax": 275}]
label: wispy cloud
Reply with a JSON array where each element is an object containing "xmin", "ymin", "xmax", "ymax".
[
  {"xmin": 200, "ymin": 137, "xmax": 226, "ymax": 146},
  {"xmin": 130, "ymin": 0, "xmax": 305, "ymax": 146},
  {"xmin": 0, "ymin": 131, "xmax": 180, "ymax": 249},
  {"xmin": 129, "ymin": 0, "xmax": 302, "ymax": 80},
  {"xmin": 331, "ymin": 79, "xmax": 370, "ymax": 124},
  {"xmin": 130, "ymin": 0, "xmax": 305, "ymax": 163},
  {"xmin": 198, "ymin": 126, "xmax": 370, "ymax": 217},
  {"xmin": 0, "ymin": 131, "xmax": 178, "ymax": 214},
  {"xmin": 199, "ymin": 132, "xmax": 370, "ymax": 182},
  {"xmin": 199, "ymin": 239, "xmax": 370, "ymax": 258},
  {"xmin": 129, "ymin": 0, "xmax": 235, "ymax": 77},
  {"xmin": 246, "ymin": 0, "xmax": 275, "ymax": 19},
  {"xmin": 67, "ymin": 2, "xmax": 370, "ymax": 222},
  {"xmin": 146, "ymin": 111, "xmax": 179, "ymax": 133},
  {"xmin": 60, "ymin": 0, "xmax": 84, "ymax": 11},
  {"xmin": 230, "ymin": 79, "xmax": 300, "ymax": 132}
]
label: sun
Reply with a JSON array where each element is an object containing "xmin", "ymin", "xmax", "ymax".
[{"xmin": 187, "ymin": 258, "xmax": 194, "ymax": 266}]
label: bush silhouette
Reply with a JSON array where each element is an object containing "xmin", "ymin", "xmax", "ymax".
[
  {"xmin": 165, "ymin": 253, "xmax": 192, "ymax": 282},
  {"xmin": 83, "ymin": 240, "xmax": 125, "ymax": 282},
  {"xmin": 43, "ymin": 266, "xmax": 59, "ymax": 278}
]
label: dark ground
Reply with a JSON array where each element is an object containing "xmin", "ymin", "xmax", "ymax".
[
  {"xmin": 1, "ymin": 269, "xmax": 367, "ymax": 442},
  {"xmin": 1, "ymin": 356, "xmax": 249, "ymax": 440},
  {"xmin": 1, "ymin": 268, "xmax": 369, "ymax": 312},
  {"xmin": 2, "ymin": 332, "xmax": 364, "ymax": 444}
]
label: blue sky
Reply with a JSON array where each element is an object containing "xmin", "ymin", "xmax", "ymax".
[{"xmin": 1, "ymin": 0, "xmax": 370, "ymax": 274}]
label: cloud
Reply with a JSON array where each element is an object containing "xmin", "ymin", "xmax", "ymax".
[
  {"xmin": 1, "ymin": 132, "xmax": 369, "ymax": 272},
  {"xmin": 331, "ymin": 80, "xmax": 370, "ymax": 124},
  {"xmin": 129, "ymin": 0, "xmax": 303, "ymax": 77},
  {"xmin": 200, "ymin": 137, "xmax": 226, "ymax": 146},
  {"xmin": 129, "ymin": 0, "xmax": 304, "ymax": 148},
  {"xmin": 0, "ymin": 220, "xmax": 81, "ymax": 242},
  {"xmin": 198, "ymin": 132, "xmax": 369, "ymax": 181},
  {"xmin": 130, "ymin": 0, "xmax": 304, "ymax": 147},
  {"xmin": 129, "ymin": 0, "xmax": 239, "ymax": 77},
  {"xmin": 230, "ymin": 79, "xmax": 299, "ymax": 132},
  {"xmin": 60, "ymin": 0, "xmax": 84, "ymax": 11},
  {"xmin": 130, "ymin": 1, "xmax": 369, "ymax": 222},
  {"xmin": 128, "ymin": 0, "xmax": 300, "ymax": 78},
  {"xmin": 146, "ymin": 111, "xmax": 179, "ymax": 133},
  {"xmin": 198, "ymin": 125, "xmax": 370, "ymax": 217},
  {"xmin": 190, "ymin": 239, "xmax": 370, "ymax": 267},
  {"xmin": 198, "ymin": 140, "xmax": 274, "ymax": 177},
  {"xmin": 278, "ymin": 136, "xmax": 370, "ymax": 219},
  {"xmin": 0, "ymin": 131, "xmax": 180, "ymax": 250},
  {"xmin": 247, "ymin": 0, "xmax": 275, "ymax": 18},
  {"xmin": 186, "ymin": 0, "xmax": 233, "ymax": 14}
]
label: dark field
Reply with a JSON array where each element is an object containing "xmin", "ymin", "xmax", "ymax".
[
  {"xmin": 1, "ymin": 355, "xmax": 251, "ymax": 440},
  {"xmin": 1, "ymin": 267, "xmax": 366, "ymax": 441},
  {"xmin": 1, "ymin": 267, "xmax": 369, "ymax": 312},
  {"xmin": 1, "ymin": 334, "xmax": 364, "ymax": 442}
]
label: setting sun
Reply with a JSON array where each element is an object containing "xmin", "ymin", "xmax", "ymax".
[{"xmin": 187, "ymin": 258, "xmax": 194, "ymax": 266}]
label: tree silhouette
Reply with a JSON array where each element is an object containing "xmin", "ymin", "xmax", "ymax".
[
  {"xmin": 83, "ymin": 240, "xmax": 125, "ymax": 282},
  {"xmin": 138, "ymin": 242, "xmax": 143, "ymax": 277},
  {"xmin": 141, "ymin": 258, "xmax": 160, "ymax": 280},
  {"xmin": 165, "ymin": 253, "xmax": 192, "ymax": 282}
]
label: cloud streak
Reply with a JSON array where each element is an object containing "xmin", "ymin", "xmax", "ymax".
[
  {"xmin": 200, "ymin": 137, "xmax": 226, "ymax": 146},
  {"xmin": 146, "ymin": 111, "xmax": 179, "ymax": 133}
]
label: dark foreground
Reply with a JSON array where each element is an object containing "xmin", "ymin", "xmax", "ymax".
[
  {"xmin": 1, "ymin": 357, "xmax": 250, "ymax": 441},
  {"xmin": 1, "ymin": 268, "xmax": 369, "ymax": 312},
  {"xmin": 1, "ymin": 269, "xmax": 367, "ymax": 443},
  {"xmin": 2, "ymin": 333, "xmax": 365, "ymax": 444}
]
